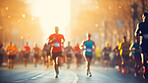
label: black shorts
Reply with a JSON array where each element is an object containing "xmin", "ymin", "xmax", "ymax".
[
  {"xmin": 141, "ymin": 47, "xmax": 148, "ymax": 54},
  {"xmin": 85, "ymin": 55, "xmax": 93, "ymax": 61},
  {"xmin": 8, "ymin": 55, "xmax": 15, "ymax": 60},
  {"xmin": 51, "ymin": 52, "xmax": 62, "ymax": 60},
  {"xmin": 104, "ymin": 56, "xmax": 110, "ymax": 61},
  {"xmin": 34, "ymin": 55, "xmax": 39, "ymax": 59},
  {"xmin": 66, "ymin": 54, "xmax": 72, "ymax": 58},
  {"xmin": 23, "ymin": 54, "xmax": 29, "ymax": 58},
  {"xmin": 121, "ymin": 54, "xmax": 129, "ymax": 60},
  {"xmin": 47, "ymin": 51, "xmax": 51, "ymax": 56},
  {"xmin": 75, "ymin": 55, "xmax": 81, "ymax": 58}
]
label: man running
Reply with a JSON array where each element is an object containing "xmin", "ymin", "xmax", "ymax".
[
  {"xmin": 22, "ymin": 42, "xmax": 30, "ymax": 67},
  {"xmin": 81, "ymin": 33, "xmax": 96, "ymax": 77},
  {"xmin": 135, "ymin": 12, "xmax": 148, "ymax": 78},
  {"xmin": 118, "ymin": 36, "xmax": 130, "ymax": 74},
  {"xmin": 6, "ymin": 41, "xmax": 15, "ymax": 68},
  {"xmin": 33, "ymin": 44, "xmax": 40, "ymax": 67},
  {"xmin": 48, "ymin": 26, "xmax": 65, "ymax": 78},
  {"xmin": 129, "ymin": 37, "xmax": 142, "ymax": 77},
  {"xmin": 65, "ymin": 41, "xmax": 73, "ymax": 69},
  {"xmin": 101, "ymin": 42, "xmax": 112, "ymax": 70},
  {"xmin": 113, "ymin": 42, "xmax": 121, "ymax": 72},
  {"xmin": 73, "ymin": 42, "xmax": 82, "ymax": 68}
]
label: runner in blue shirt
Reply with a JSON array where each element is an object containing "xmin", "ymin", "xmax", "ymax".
[
  {"xmin": 81, "ymin": 33, "xmax": 96, "ymax": 77},
  {"xmin": 130, "ymin": 37, "xmax": 142, "ymax": 77}
]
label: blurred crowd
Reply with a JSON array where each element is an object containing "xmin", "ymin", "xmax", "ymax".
[{"xmin": 0, "ymin": 35, "xmax": 144, "ymax": 77}]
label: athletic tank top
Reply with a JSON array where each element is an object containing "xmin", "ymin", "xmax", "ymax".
[{"xmin": 84, "ymin": 40, "xmax": 93, "ymax": 56}]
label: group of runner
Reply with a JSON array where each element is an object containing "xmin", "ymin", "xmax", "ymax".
[
  {"xmin": 4, "ymin": 42, "xmax": 41, "ymax": 68},
  {"xmin": 101, "ymin": 12, "xmax": 148, "ymax": 79},
  {"xmin": 46, "ymin": 26, "xmax": 96, "ymax": 78},
  {"xmin": 0, "ymin": 12, "xmax": 147, "ymax": 79}
]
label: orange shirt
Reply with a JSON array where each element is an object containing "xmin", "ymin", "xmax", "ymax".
[
  {"xmin": 14, "ymin": 46, "xmax": 18, "ymax": 55},
  {"xmin": 6, "ymin": 45, "xmax": 14, "ymax": 56},
  {"xmin": 48, "ymin": 34, "xmax": 64, "ymax": 53},
  {"xmin": 73, "ymin": 46, "xmax": 81, "ymax": 55}
]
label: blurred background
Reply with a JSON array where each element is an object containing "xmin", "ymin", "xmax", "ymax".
[{"xmin": 0, "ymin": 0, "xmax": 148, "ymax": 49}]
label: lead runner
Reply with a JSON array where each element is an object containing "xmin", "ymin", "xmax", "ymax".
[{"xmin": 48, "ymin": 26, "xmax": 65, "ymax": 78}]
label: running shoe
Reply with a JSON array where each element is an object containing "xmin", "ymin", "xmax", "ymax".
[
  {"xmin": 55, "ymin": 74, "xmax": 58, "ymax": 78},
  {"xmin": 88, "ymin": 72, "xmax": 92, "ymax": 77},
  {"xmin": 55, "ymin": 69, "xmax": 59, "ymax": 78},
  {"xmin": 122, "ymin": 68, "xmax": 126, "ymax": 74}
]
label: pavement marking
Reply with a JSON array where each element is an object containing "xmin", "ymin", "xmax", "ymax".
[
  {"xmin": 30, "ymin": 72, "xmax": 47, "ymax": 80},
  {"xmin": 13, "ymin": 72, "xmax": 48, "ymax": 82},
  {"xmin": 13, "ymin": 79, "xmax": 27, "ymax": 83},
  {"xmin": 72, "ymin": 72, "xmax": 78, "ymax": 83}
]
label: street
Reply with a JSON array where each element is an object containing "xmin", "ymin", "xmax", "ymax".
[{"xmin": 0, "ymin": 64, "xmax": 148, "ymax": 83}]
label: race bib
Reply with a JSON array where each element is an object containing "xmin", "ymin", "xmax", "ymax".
[
  {"xmin": 25, "ymin": 51, "xmax": 29, "ymax": 53},
  {"xmin": 123, "ymin": 48, "xmax": 128, "ymax": 51},
  {"xmin": 68, "ymin": 51, "xmax": 71, "ymax": 54},
  {"xmin": 9, "ymin": 50, "xmax": 13, "ymax": 53},
  {"xmin": 86, "ymin": 49, "xmax": 92, "ymax": 52},
  {"xmin": 106, "ymin": 51, "xmax": 110, "ymax": 54},
  {"xmin": 54, "ymin": 42, "xmax": 60, "ymax": 47},
  {"xmin": 75, "ymin": 51, "xmax": 79, "ymax": 54},
  {"xmin": 35, "ymin": 51, "xmax": 38, "ymax": 54},
  {"xmin": 143, "ymin": 34, "xmax": 148, "ymax": 39}
]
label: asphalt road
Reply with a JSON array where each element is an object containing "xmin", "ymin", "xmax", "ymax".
[{"xmin": 0, "ymin": 64, "xmax": 148, "ymax": 83}]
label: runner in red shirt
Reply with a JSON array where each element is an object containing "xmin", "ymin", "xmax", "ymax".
[
  {"xmin": 65, "ymin": 41, "xmax": 73, "ymax": 69},
  {"xmin": 48, "ymin": 26, "xmax": 65, "ymax": 78},
  {"xmin": 73, "ymin": 43, "xmax": 82, "ymax": 68},
  {"xmin": 22, "ymin": 42, "xmax": 30, "ymax": 67},
  {"xmin": 33, "ymin": 44, "xmax": 40, "ymax": 67}
]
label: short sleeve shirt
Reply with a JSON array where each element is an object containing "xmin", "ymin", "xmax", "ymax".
[{"xmin": 48, "ymin": 34, "xmax": 64, "ymax": 53}]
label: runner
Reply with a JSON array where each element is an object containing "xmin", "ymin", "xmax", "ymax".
[
  {"xmin": 135, "ymin": 12, "xmax": 148, "ymax": 78},
  {"xmin": 33, "ymin": 44, "xmax": 40, "ymax": 67},
  {"xmin": 81, "ymin": 33, "xmax": 96, "ymax": 77},
  {"xmin": 48, "ymin": 26, "xmax": 65, "ymax": 78},
  {"xmin": 22, "ymin": 42, "xmax": 30, "ymax": 67},
  {"xmin": 65, "ymin": 41, "xmax": 73, "ymax": 69},
  {"xmin": 46, "ymin": 43, "xmax": 52, "ymax": 68},
  {"xmin": 113, "ymin": 42, "xmax": 121, "ymax": 72},
  {"xmin": 73, "ymin": 42, "xmax": 82, "ymax": 68},
  {"xmin": 129, "ymin": 37, "xmax": 142, "ymax": 77},
  {"xmin": 118, "ymin": 36, "xmax": 130, "ymax": 74},
  {"xmin": 101, "ymin": 41, "xmax": 112, "ymax": 70},
  {"xmin": 6, "ymin": 41, "xmax": 15, "ymax": 68}
]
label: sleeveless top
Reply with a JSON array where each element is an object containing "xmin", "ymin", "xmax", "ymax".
[{"xmin": 84, "ymin": 40, "xmax": 93, "ymax": 56}]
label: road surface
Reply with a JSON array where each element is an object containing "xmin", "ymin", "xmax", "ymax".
[{"xmin": 0, "ymin": 64, "xmax": 148, "ymax": 83}]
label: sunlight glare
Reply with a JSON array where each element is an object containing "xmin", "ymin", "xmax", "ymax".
[{"xmin": 27, "ymin": 0, "xmax": 70, "ymax": 43}]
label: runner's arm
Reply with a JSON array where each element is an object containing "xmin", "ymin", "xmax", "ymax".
[
  {"xmin": 135, "ymin": 23, "xmax": 141, "ymax": 37},
  {"xmin": 62, "ymin": 38, "xmax": 65, "ymax": 45},
  {"xmin": 48, "ymin": 35, "xmax": 55, "ymax": 44},
  {"xmin": 80, "ymin": 41, "xmax": 85, "ymax": 50}
]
